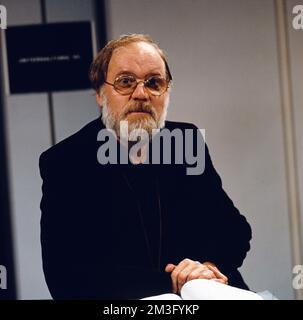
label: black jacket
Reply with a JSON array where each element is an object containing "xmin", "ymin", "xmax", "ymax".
[{"xmin": 39, "ymin": 117, "xmax": 252, "ymax": 299}]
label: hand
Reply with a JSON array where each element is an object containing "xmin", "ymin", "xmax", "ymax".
[
  {"xmin": 165, "ymin": 258, "xmax": 228, "ymax": 294},
  {"xmin": 203, "ymin": 261, "xmax": 228, "ymax": 285}
]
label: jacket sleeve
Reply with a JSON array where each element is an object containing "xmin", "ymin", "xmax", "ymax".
[
  {"xmin": 39, "ymin": 151, "xmax": 171, "ymax": 299},
  {"xmin": 191, "ymin": 133, "xmax": 252, "ymax": 289}
]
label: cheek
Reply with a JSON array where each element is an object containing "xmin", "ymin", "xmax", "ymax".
[
  {"xmin": 152, "ymin": 97, "xmax": 167, "ymax": 115},
  {"xmin": 107, "ymin": 93, "xmax": 129, "ymax": 114}
]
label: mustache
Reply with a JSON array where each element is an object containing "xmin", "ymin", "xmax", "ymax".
[{"xmin": 122, "ymin": 102, "xmax": 157, "ymax": 119}]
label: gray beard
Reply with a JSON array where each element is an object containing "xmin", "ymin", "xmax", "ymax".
[{"xmin": 100, "ymin": 92, "xmax": 169, "ymax": 141}]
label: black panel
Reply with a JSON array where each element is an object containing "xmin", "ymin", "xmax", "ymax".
[{"xmin": 5, "ymin": 22, "xmax": 93, "ymax": 93}]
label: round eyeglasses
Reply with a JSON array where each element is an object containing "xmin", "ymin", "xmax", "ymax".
[{"xmin": 104, "ymin": 75, "xmax": 170, "ymax": 96}]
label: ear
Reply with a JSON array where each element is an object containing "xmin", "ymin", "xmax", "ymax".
[{"xmin": 96, "ymin": 91, "xmax": 103, "ymax": 107}]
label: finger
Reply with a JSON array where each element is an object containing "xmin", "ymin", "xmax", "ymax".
[
  {"xmin": 187, "ymin": 265, "xmax": 214, "ymax": 281},
  {"xmin": 165, "ymin": 263, "xmax": 176, "ymax": 273},
  {"xmin": 211, "ymin": 278, "xmax": 227, "ymax": 284},
  {"xmin": 171, "ymin": 258, "xmax": 193, "ymax": 293},
  {"xmin": 207, "ymin": 265, "xmax": 228, "ymax": 283},
  {"xmin": 206, "ymin": 264, "xmax": 226, "ymax": 278},
  {"xmin": 197, "ymin": 269, "xmax": 215, "ymax": 280},
  {"xmin": 187, "ymin": 264, "xmax": 209, "ymax": 281},
  {"xmin": 176, "ymin": 263, "xmax": 200, "ymax": 293}
]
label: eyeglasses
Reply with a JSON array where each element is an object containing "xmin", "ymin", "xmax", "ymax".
[{"xmin": 104, "ymin": 74, "xmax": 170, "ymax": 96}]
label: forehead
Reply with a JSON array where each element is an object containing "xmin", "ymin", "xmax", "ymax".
[{"xmin": 107, "ymin": 42, "xmax": 166, "ymax": 79}]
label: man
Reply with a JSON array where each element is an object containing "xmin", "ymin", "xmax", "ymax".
[{"xmin": 39, "ymin": 34, "xmax": 252, "ymax": 299}]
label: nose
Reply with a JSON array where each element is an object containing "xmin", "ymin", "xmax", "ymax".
[{"xmin": 131, "ymin": 81, "xmax": 149, "ymax": 101}]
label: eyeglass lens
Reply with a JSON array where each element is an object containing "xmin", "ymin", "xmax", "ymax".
[{"xmin": 114, "ymin": 75, "xmax": 168, "ymax": 95}]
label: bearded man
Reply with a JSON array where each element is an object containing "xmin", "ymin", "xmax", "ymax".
[{"xmin": 39, "ymin": 34, "xmax": 252, "ymax": 299}]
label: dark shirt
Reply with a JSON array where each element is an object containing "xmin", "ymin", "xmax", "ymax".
[{"xmin": 123, "ymin": 164, "xmax": 162, "ymax": 271}]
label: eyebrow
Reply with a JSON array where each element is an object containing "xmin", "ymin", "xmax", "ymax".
[
  {"xmin": 115, "ymin": 71, "xmax": 136, "ymax": 78},
  {"xmin": 114, "ymin": 70, "xmax": 164, "ymax": 79}
]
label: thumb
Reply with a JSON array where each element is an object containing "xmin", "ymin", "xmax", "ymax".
[{"xmin": 165, "ymin": 263, "xmax": 176, "ymax": 273}]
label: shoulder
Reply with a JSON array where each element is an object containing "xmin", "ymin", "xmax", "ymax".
[
  {"xmin": 164, "ymin": 120, "xmax": 213, "ymax": 168},
  {"xmin": 164, "ymin": 120, "xmax": 206, "ymax": 148},
  {"xmin": 164, "ymin": 120, "xmax": 198, "ymax": 131},
  {"xmin": 39, "ymin": 117, "xmax": 102, "ymax": 171}
]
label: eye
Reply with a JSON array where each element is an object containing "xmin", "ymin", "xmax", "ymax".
[
  {"xmin": 146, "ymin": 76, "xmax": 166, "ymax": 91},
  {"xmin": 116, "ymin": 76, "xmax": 136, "ymax": 88}
]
